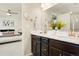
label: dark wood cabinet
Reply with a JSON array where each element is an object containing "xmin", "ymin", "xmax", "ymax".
[
  {"xmin": 49, "ymin": 46, "xmax": 62, "ymax": 56},
  {"xmin": 62, "ymin": 51, "xmax": 73, "ymax": 56},
  {"xmin": 49, "ymin": 45, "xmax": 72, "ymax": 56},
  {"xmin": 31, "ymin": 34, "xmax": 79, "ymax": 56},
  {"xmin": 41, "ymin": 37, "xmax": 49, "ymax": 56},
  {"xmin": 31, "ymin": 35, "xmax": 41, "ymax": 56},
  {"xmin": 31, "ymin": 35, "xmax": 36, "ymax": 55},
  {"xmin": 49, "ymin": 39, "xmax": 79, "ymax": 56},
  {"xmin": 31, "ymin": 35, "xmax": 49, "ymax": 56}
]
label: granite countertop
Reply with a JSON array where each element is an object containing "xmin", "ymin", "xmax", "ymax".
[{"xmin": 31, "ymin": 30, "xmax": 79, "ymax": 45}]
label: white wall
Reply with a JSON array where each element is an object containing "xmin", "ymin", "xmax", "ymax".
[{"xmin": 22, "ymin": 3, "xmax": 42, "ymax": 55}]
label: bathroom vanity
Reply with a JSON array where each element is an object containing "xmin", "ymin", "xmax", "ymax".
[{"xmin": 31, "ymin": 31, "xmax": 79, "ymax": 56}]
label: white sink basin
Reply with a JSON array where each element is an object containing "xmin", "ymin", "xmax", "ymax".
[{"xmin": 47, "ymin": 30, "xmax": 68, "ymax": 37}]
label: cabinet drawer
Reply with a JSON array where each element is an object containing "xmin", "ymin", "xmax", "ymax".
[
  {"xmin": 41, "ymin": 37, "xmax": 48, "ymax": 44},
  {"xmin": 49, "ymin": 39, "xmax": 79, "ymax": 55},
  {"xmin": 31, "ymin": 35, "xmax": 41, "ymax": 40}
]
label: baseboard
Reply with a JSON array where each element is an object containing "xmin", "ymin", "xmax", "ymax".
[{"xmin": 26, "ymin": 53, "xmax": 33, "ymax": 56}]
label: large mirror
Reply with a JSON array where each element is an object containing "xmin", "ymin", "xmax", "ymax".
[{"xmin": 42, "ymin": 3, "xmax": 79, "ymax": 32}]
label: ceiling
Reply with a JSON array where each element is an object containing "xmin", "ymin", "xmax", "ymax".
[
  {"xmin": 0, "ymin": 3, "xmax": 21, "ymax": 10},
  {"xmin": 0, "ymin": 3, "xmax": 21, "ymax": 16},
  {"xmin": 45, "ymin": 3, "xmax": 79, "ymax": 14}
]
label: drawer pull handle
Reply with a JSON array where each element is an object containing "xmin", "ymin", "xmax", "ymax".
[
  {"xmin": 43, "ymin": 49, "xmax": 47, "ymax": 51},
  {"xmin": 42, "ymin": 38, "xmax": 48, "ymax": 40},
  {"xmin": 59, "ymin": 54, "xmax": 62, "ymax": 56}
]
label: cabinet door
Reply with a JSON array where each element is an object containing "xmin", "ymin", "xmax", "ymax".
[
  {"xmin": 31, "ymin": 35, "xmax": 36, "ymax": 55},
  {"xmin": 49, "ymin": 39, "xmax": 79, "ymax": 56},
  {"xmin": 31, "ymin": 36, "xmax": 37, "ymax": 55},
  {"xmin": 62, "ymin": 51, "xmax": 74, "ymax": 56},
  {"xmin": 41, "ymin": 37, "xmax": 49, "ymax": 56},
  {"xmin": 31, "ymin": 35, "xmax": 41, "ymax": 56},
  {"xmin": 41, "ymin": 43, "xmax": 48, "ymax": 56},
  {"xmin": 49, "ymin": 47, "xmax": 62, "ymax": 56},
  {"xmin": 36, "ymin": 38, "xmax": 41, "ymax": 56}
]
